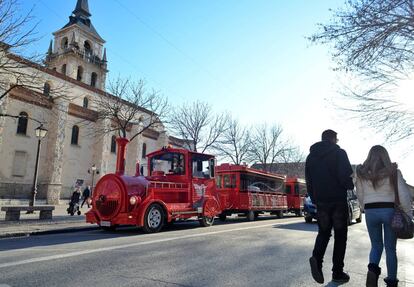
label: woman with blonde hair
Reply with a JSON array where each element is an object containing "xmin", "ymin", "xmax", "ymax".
[{"xmin": 355, "ymin": 145, "xmax": 412, "ymax": 287}]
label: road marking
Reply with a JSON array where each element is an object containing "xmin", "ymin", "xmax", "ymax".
[{"xmin": 0, "ymin": 220, "xmax": 300, "ymax": 269}]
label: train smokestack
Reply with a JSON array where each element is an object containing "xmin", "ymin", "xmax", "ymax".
[{"xmin": 115, "ymin": 137, "xmax": 129, "ymax": 175}]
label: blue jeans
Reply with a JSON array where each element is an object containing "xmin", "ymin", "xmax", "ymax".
[{"xmin": 365, "ymin": 208, "xmax": 397, "ymax": 280}]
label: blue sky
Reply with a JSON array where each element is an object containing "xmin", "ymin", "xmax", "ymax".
[{"xmin": 18, "ymin": 0, "xmax": 414, "ymax": 183}]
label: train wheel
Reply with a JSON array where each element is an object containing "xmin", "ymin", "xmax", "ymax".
[
  {"xmin": 276, "ymin": 210, "xmax": 284, "ymax": 218},
  {"xmin": 199, "ymin": 216, "xmax": 214, "ymax": 227},
  {"xmin": 219, "ymin": 213, "xmax": 227, "ymax": 222},
  {"xmin": 295, "ymin": 210, "xmax": 303, "ymax": 217},
  {"xmin": 247, "ymin": 210, "xmax": 256, "ymax": 221},
  {"xmin": 143, "ymin": 204, "xmax": 165, "ymax": 233}
]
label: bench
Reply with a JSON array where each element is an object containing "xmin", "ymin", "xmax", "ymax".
[{"xmin": 1, "ymin": 205, "xmax": 55, "ymax": 221}]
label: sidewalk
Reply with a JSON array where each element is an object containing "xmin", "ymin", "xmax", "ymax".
[{"xmin": 0, "ymin": 201, "xmax": 98, "ymax": 238}]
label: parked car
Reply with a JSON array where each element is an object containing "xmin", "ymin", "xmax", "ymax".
[
  {"xmin": 304, "ymin": 195, "xmax": 316, "ymax": 223},
  {"xmin": 304, "ymin": 190, "xmax": 362, "ymax": 225}
]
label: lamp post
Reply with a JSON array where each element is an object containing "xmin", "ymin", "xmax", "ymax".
[
  {"xmin": 29, "ymin": 125, "xmax": 48, "ymax": 209},
  {"xmin": 88, "ymin": 164, "xmax": 99, "ymax": 197}
]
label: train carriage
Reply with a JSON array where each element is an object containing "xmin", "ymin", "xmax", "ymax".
[
  {"xmin": 284, "ymin": 177, "xmax": 306, "ymax": 216},
  {"xmin": 216, "ymin": 163, "xmax": 287, "ymax": 221}
]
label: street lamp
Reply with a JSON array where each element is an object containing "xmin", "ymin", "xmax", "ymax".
[
  {"xmin": 29, "ymin": 125, "xmax": 48, "ymax": 209},
  {"xmin": 88, "ymin": 164, "xmax": 99, "ymax": 197}
]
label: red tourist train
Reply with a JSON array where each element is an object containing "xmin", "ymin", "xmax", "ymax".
[
  {"xmin": 284, "ymin": 177, "xmax": 307, "ymax": 216},
  {"xmin": 86, "ymin": 138, "xmax": 221, "ymax": 233},
  {"xmin": 215, "ymin": 163, "xmax": 288, "ymax": 221},
  {"xmin": 86, "ymin": 138, "xmax": 307, "ymax": 233}
]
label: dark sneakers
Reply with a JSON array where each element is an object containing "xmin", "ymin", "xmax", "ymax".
[
  {"xmin": 309, "ymin": 256, "xmax": 324, "ymax": 284},
  {"xmin": 332, "ymin": 271, "xmax": 350, "ymax": 283}
]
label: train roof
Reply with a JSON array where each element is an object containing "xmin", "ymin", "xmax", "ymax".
[
  {"xmin": 146, "ymin": 147, "xmax": 215, "ymax": 159},
  {"xmin": 216, "ymin": 163, "xmax": 286, "ymax": 179}
]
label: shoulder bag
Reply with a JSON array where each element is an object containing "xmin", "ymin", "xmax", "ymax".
[{"xmin": 390, "ymin": 169, "xmax": 414, "ymax": 239}]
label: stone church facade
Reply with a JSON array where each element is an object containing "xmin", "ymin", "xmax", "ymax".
[{"xmin": 0, "ymin": 0, "xmax": 186, "ymax": 203}]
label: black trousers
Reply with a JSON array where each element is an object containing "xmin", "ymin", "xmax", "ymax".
[
  {"xmin": 81, "ymin": 197, "xmax": 90, "ymax": 208},
  {"xmin": 312, "ymin": 202, "xmax": 348, "ymax": 273}
]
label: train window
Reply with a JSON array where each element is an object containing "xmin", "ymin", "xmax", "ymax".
[
  {"xmin": 299, "ymin": 184, "xmax": 307, "ymax": 195},
  {"xmin": 150, "ymin": 152, "xmax": 185, "ymax": 175},
  {"xmin": 191, "ymin": 154, "xmax": 214, "ymax": 179},
  {"xmin": 285, "ymin": 185, "xmax": 291, "ymax": 194},
  {"xmin": 294, "ymin": 184, "xmax": 300, "ymax": 195},
  {"xmin": 223, "ymin": 174, "xmax": 236, "ymax": 188},
  {"xmin": 240, "ymin": 172, "xmax": 284, "ymax": 193},
  {"xmin": 216, "ymin": 175, "xmax": 222, "ymax": 189}
]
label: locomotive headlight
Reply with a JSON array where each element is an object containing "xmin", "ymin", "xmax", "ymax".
[{"xmin": 129, "ymin": 196, "xmax": 141, "ymax": 206}]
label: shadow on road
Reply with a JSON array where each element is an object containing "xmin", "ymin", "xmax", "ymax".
[
  {"xmin": 0, "ymin": 214, "xmax": 301, "ymax": 251},
  {"xmin": 0, "ymin": 221, "xmax": 203, "ymax": 251},
  {"xmin": 324, "ymin": 281, "xmax": 348, "ymax": 287},
  {"xmin": 273, "ymin": 221, "xmax": 318, "ymax": 232}
]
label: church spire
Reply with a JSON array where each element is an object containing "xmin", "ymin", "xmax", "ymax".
[
  {"xmin": 72, "ymin": 0, "xmax": 91, "ymax": 18},
  {"xmin": 47, "ymin": 40, "xmax": 53, "ymax": 55},
  {"xmin": 103, "ymin": 48, "xmax": 107, "ymax": 62}
]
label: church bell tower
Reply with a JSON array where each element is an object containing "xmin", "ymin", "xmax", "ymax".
[{"xmin": 45, "ymin": 0, "xmax": 107, "ymax": 90}]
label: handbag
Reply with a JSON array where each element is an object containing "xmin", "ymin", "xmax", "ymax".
[{"xmin": 390, "ymin": 169, "xmax": 414, "ymax": 239}]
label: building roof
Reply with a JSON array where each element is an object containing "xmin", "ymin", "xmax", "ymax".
[
  {"xmin": 73, "ymin": 0, "xmax": 91, "ymax": 17},
  {"xmin": 58, "ymin": 0, "xmax": 104, "ymax": 43},
  {"xmin": 6, "ymin": 52, "xmax": 154, "ymax": 116}
]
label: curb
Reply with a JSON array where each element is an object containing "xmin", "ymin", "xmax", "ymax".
[{"xmin": 0, "ymin": 225, "xmax": 100, "ymax": 239}]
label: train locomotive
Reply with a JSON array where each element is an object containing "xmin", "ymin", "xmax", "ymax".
[{"xmin": 86, "ymin": 138, "xmax": 221, "ymax": 233}]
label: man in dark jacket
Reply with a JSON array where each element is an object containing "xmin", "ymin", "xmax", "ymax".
[
  {"xmin": 305, "ymin": 129, "xmax": 354, "ymax": 284},
  {"xmin": 81, "ymin": 186, "xmax": 91, "ymax": 208}
]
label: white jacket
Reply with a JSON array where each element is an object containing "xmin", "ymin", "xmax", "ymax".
[{"xmin": 355, "ymin": 170, "xmax": 412, "ymax": 218}]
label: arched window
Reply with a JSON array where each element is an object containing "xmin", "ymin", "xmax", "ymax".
[
  {"xmin": 43, "ymin": 82, "xmax": 51, "ymax": 96},
  {"xmin": 16, "ymin": 112, "xmax": 28, "ymax": 135},
  {"xmin": 90, "ymin": 72, "xmax": 97, "ymax": 87},
  {"xmin": 83, "ymin": 97, "xmax": 89, "ymax": 108},
  {"xmin": 84, "ymin": 41, "xmax": 92, "ymax": 55},
  {"xmin": 76, "ymin": 66, "xmax": 83, "ymax": 81},
  {"xmin": 110, "ymin": 136, "xmax": 116, "ymax": 153},
  {"xmin": 71, "ymin": 125, "xmax": 79, "ymax": 145},
  {"xmin": 61, "ymin": 37, "xmax": 68, "ymax": 49},
  {"xmin": 61, "ymin": 64, "xmax": 67, "ymax": 75},
  {"xmin": 141, "ymin": 143, "xmax": 147, "ymax": 159}
]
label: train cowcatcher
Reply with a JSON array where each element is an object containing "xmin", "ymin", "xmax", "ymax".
[{"xmin": 86, "ymin": 138, "xmax": 221, "ymax": 233}]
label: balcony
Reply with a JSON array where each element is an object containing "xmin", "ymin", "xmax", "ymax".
[{"xmin": 47, "ymin": 47, "xmax": 106, "ymax": 67}]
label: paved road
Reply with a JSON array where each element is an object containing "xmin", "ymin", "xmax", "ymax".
[{"xmin": 0, "ymin": 215, "xmax": 413, "ymax": 287}]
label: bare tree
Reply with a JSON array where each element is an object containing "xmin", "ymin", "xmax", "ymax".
[
  {"xmin": 214, "ymin": 117, "xmax": 251, "ymax": 165},
  {"xmin": 0, "ymin": 0, "xmax": 69, "ymax": 128},
  {"xmin": 0, "ymin": 0, "xmax": 45, "ymax": 101},
  {"xmin": 248, "ymin": 124, "xmax": 292, "ymax": 172},
  {"xmin": 168, "ymin": 101, "xmax": 229, "ymax": 153},
  {"xmin": 279, "ymin": 145, "xmax": 305, "ymax": 164},
  {"xmin": 310, "ymin": 0, "xmax": 414, "ymax": 142},
  {"xmin": 93, "ymin": 77, "xmax": 169, "ymax": 141}
]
